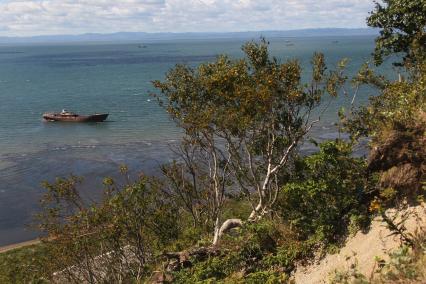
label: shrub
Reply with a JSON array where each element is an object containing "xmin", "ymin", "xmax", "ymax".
[
  {"xmin": 346, "ymin": 65, "xmax": 426, "ymax": 206},
  {"xmin": 0, "ymin": 244, "xmax": 49, "ymax": 284},
  {"xmin": 36, "ymin": 174, "xmax": 183, "ymax": 282},
  {"xmin": 244, "ymin": 270, "xmax": 288, "ymax": 283},
  {"xmin": 277, "ymin": 140, "xmax": 370, "ymax": 246}
]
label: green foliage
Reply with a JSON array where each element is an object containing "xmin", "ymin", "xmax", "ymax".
[
  {"xmin": 345, "ymin": 70, "xmax": 426, "ymax": 141},
  {"xmin": 154, "ymin": 40, "xmax": 347, "ymax": 140},
  {"xmin": 36, "ymin": 173, "xmax": 182, "ymax": 282},
  {"xmin": 345, "ymin": 64, "xmax": 426, "ymax": 205},
  {"xmin": 153, "ymin": 39, "xmax": 340, "ymax": 137},
  {"xmin": 261, "ymin": 240, "xmax": 314, "ymax": 273},
  {"xmin": 244, "ymin": 271, "xmax": 288, "ymax": 284},
  {"xmin": 381, "ymin": 246, "xmax": 421, "ymax": 281},
  {"xmin": 24, "ymin": 141, "xmax": 373, "ymax": 283},
  {"xmin": 172, "ymin": 252, "xmax": 239, "ymax": 282},
  {"xmin": 278, "ymin": 140, "xmax": 370, "ymax": 245},
  {"xmin": 367, "ymin": 0, "xmax": 426, "ymax": 68},
  {"xmin": 345, "ymin": 2, "xmax": 426, "ymax": 207},
  {"xmin": 170, "ymin": 226, "xmax": 206, "ymax": 252},
  {"xmin": 155, "ymin": 39, "xmax": 348, "ymax": 242},
  {"xmin": 0, "ymin": 245, "xmax": 49, "ymax": 284},
  {"xmin": 172, "ymin": 220, "xmax": 312, "ymax": 283},
  {"xmin": 330, "ymin": 262, "xmax": 369, "ymax": 284}
]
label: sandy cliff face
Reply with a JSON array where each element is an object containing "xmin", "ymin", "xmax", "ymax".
[{"xmin": 293, "ymin": 204, "xmax": 426, "ymax": 284}]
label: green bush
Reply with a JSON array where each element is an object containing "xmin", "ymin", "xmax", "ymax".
[
  {"xmin": 173, "ymin": 140, "xmax": 372, "ymax": 282},
  {"xmin": 36, "ymin": 174, "xmax": 184, "ymax": 282},
  {"xmin": 244, "ymin": 270, "xmax": 288, "ymax": 283},
  {"xmin": 278, "ymin": 140, "xmax": 370, "ymax": 246},
  {"xmin": 261, "ymin": 240, "xmax": 313, "ymax": 273},
  {"xmin": 0, "ymin": 244, "xmax": 49, "ymax": 284},
  {"xmin": 172, "ymin": 220, "xmax": 312, "ymax": 282}
]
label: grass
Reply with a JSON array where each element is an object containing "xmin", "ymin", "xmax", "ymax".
[{"xmin": 0, "ymin": 243, "xmax": 49, "ymax": 283}]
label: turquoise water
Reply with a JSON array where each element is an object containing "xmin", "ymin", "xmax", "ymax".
[{"xmin": 0, "ymin": 36, "xmax": 390, "ymax": 245}]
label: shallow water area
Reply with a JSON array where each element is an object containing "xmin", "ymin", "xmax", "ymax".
[{"xmin": 0, "ymin": 140, "xmax": 178, "ymax": 245}]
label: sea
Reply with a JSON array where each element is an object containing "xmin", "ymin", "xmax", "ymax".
[{"xmin": 0, "ymin": 36, "xmax": 395, "ymax": 246}]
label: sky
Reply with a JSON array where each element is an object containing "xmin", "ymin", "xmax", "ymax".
[{"xmin": 0, "ymin": 0, "xmax": 376, "ymax": 37}]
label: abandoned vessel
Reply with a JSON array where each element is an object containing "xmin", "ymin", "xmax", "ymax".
[{"xmin": 43, "ymin": 110, "xmax": 109, "ymax": 122}]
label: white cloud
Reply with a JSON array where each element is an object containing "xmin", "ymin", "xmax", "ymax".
[{"xmin": 0, "ymin": 0, "xmax": 375, "ymax": 36}]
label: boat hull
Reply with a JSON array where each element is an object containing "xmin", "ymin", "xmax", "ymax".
[{"xmin": 43, "ymin": 113, "xmax": 109, "ymax": 122}]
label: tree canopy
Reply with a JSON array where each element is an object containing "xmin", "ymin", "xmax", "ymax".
[
  {"xmin": 154, "ymin": 40, "xmax": 347, "ymax": 245},
  {"xmin": 367, "ymin": 0, "xmax": 426, "ymax": 68}
]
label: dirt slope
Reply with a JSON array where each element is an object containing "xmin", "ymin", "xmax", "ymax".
[{"xmin": 293, "ymin": 204, "xmax": 426, "ymax": 284}]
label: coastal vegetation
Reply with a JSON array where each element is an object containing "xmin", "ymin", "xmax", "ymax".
[
  {"xmin": 0, "ymin": 0, "xmax": 425, "ymax": 283},
  {"xmin": 153, "ymin": 40, "xmax": 348, "ymax": 246}
]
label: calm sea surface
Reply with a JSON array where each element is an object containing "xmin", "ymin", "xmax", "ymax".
[{"xmin": 0, "ymin": 36, "xmax": 393, "ymax": 245}]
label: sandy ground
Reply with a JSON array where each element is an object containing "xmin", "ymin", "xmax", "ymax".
[
  {"xmin": 293, "ymin": 204, "xmax": 426, "ymax": 284},
  {"xmin": 0, "ymin": 239, "xmax": 41, "ymax": 254}
]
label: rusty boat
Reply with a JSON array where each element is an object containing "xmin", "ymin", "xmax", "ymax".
[{"xmin": 43, "ymin": 110, "xmax": 109, "ymax": 122}]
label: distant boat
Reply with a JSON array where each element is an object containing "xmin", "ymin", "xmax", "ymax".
[
  {"xmin": 43, "ymin": 110, "xmax": 108, "ymax": 122},
  {"xmin": 286, "ymin": 43, "xmax": 295, "ymax": 46},
  {"xmin": 138, "ymin": 44, "xmax": 147, "ymax": 48},
  {"xmin": 332, "ymin": 40, "xmax": 339, "ymax": 44}
]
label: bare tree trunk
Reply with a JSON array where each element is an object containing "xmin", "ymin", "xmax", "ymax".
[
  {"xmin": 248, "ymin": 200, "xmax": 264, "ymax": 220},
  {"xmin": 213, "ymin": 219, "xmax": 243, "ymax": 246},
  {"xmin": 248, "ymin": 162, "xmax": 272, "ymax": 220},
  {"xmin": 212, "ymin": 217, "xmax": 221, "ymax": 246}
]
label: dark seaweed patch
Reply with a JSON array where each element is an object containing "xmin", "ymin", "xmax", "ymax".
[{"xmin": 11, "ymin": 51, "xmax": 217, "ymax": 67}]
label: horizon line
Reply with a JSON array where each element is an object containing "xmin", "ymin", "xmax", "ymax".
[{"xmin": 0, "ymin": 27, "xmax": 375, "ymax": 39}]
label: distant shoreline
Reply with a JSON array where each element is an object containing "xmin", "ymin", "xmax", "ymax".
[
  {"xmin": 0, "ymin": 239, "xmax": 41, "ymax": 254},
  {"xmin": 0, "ymin": 28, "xmax": 378, "ymax": 45}
]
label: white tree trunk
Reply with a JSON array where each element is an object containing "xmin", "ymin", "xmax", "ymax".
[
  {"xmin": 212, "ymin": 217, "xmax": 221, "ymax": 246},
  {"xmin": 248, "ymin": 200, "xmax": 264, "ymax": 220},
  {"xmin": 212, "ymin": 219, "xmax": 243, "ymax": 246}
]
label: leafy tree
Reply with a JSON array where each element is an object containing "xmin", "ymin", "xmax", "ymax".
[
  {"xmin": 346, "ymin": 0, "xmax": 426, "ymax": 205},
  {"xmin": 346, "ymin": 64, "xmax": 426, "ymax": 141},
  {"xmin": 154, "ymin": 39, "xmax": 347, "ymax": 244},
  {"xmin": 161, "ymin": 140, "xmax": 233, "ymax": 243},
  {"xmin": 278, "ymin": 140, "xmax": 370, "ymax": 245},
  {"xmin": 367, "ymin": 0, "xmax": 426, "ymax": 69},
  {"xmin": 347, "ymin": 0, "xmax": 426, "ymax": 132},
  {"xmin": 36, "ymin": 173, "xmax": 181, "ymax": 283}
]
